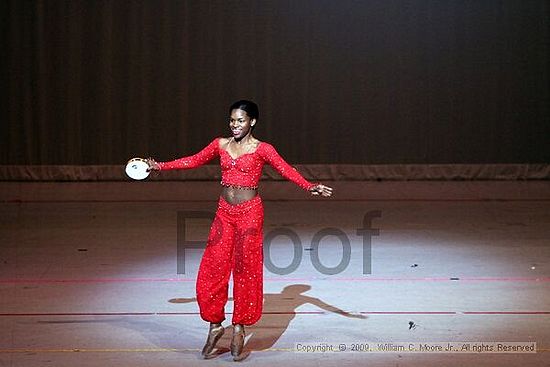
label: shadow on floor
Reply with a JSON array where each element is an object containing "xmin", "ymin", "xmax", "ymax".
[{"xmin": 169, "ymin": 284, "xmax": 367, "ymax": 359}]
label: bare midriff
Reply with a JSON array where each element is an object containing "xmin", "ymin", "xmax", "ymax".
[{"xmin": 220, "ymin": 182, "xmax": 258, "ymax": 205}]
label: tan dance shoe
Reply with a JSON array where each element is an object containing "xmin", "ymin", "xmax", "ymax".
[
  {"xmin": 201, "ymin": 323, "xmax": 225, "ymax": 359},
  {"xmin": 230, "ymin": 324, "xmax": 245, "ymax": 361}
]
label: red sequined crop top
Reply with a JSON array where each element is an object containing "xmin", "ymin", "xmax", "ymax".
[{"xmin": 157, "ymin": 138, "xmax": 316, "ymax": 191}]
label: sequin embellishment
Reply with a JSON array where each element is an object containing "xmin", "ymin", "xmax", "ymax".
[{"xmin": 156, "ymin": 138, "xmax": 317, "ymax": 325}]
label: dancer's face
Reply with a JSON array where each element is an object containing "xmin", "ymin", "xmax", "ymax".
[{"xmin": 229, "ymin": 109, "xmax": 255, "ymax": 140}]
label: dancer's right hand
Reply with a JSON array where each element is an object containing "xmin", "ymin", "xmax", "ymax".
[{"xmin": 146, "ymin": 157, "xmax": 160, "ymax": 171}]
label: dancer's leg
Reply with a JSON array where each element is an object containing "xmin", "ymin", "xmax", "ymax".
[
  {"xmin": 196, "ymin": 209, "xmax": 234, "ymax": 323},
  {"xmin": 231, "ymin": 199, "xmax": 264, "ymax": 326}
]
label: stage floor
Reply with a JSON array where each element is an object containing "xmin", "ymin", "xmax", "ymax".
[{"xmin": 1, "ymin": 181, "xmax": 549, "ymax": 366}]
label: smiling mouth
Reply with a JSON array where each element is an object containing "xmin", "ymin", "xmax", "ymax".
[{"xmin": 232, "ymin": 129, "xmax": 242, "ymax": 135}]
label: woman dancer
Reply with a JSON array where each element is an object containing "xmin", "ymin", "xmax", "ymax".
[{"xmin": 147, "ymin": 100, "xmax": 332, "ymax": 360}]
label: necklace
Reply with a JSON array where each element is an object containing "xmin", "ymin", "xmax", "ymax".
[{"xmin": 230, "ymin": 137, "xmax": 256, "ymax": 153}]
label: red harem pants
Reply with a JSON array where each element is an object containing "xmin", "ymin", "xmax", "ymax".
[{"xmin": 196, "ymin": 195, "xmax": 264, "ymax": 325}]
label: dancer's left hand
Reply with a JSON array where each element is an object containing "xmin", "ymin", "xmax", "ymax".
[{"xmin": 310, "ymin": 184, "xmax": 333, "ymax": 197}]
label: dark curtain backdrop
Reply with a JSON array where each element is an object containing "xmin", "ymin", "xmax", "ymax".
[{"xmin": 2, "ymin": 0, "xmax": 549, "ymax": 165}]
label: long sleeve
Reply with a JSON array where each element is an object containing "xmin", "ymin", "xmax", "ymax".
[
  {"xmin": 259, "ymin": 143, "xmax": 317, "ymax": 191},
  {"xmin": 158, "ymin": 138, "xmax": 220, "ymax": 170}
]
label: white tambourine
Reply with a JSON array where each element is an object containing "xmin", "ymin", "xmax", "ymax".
[{"xmin": 125, "ymin": 158, "xmax": 150, "ymax": 180}]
